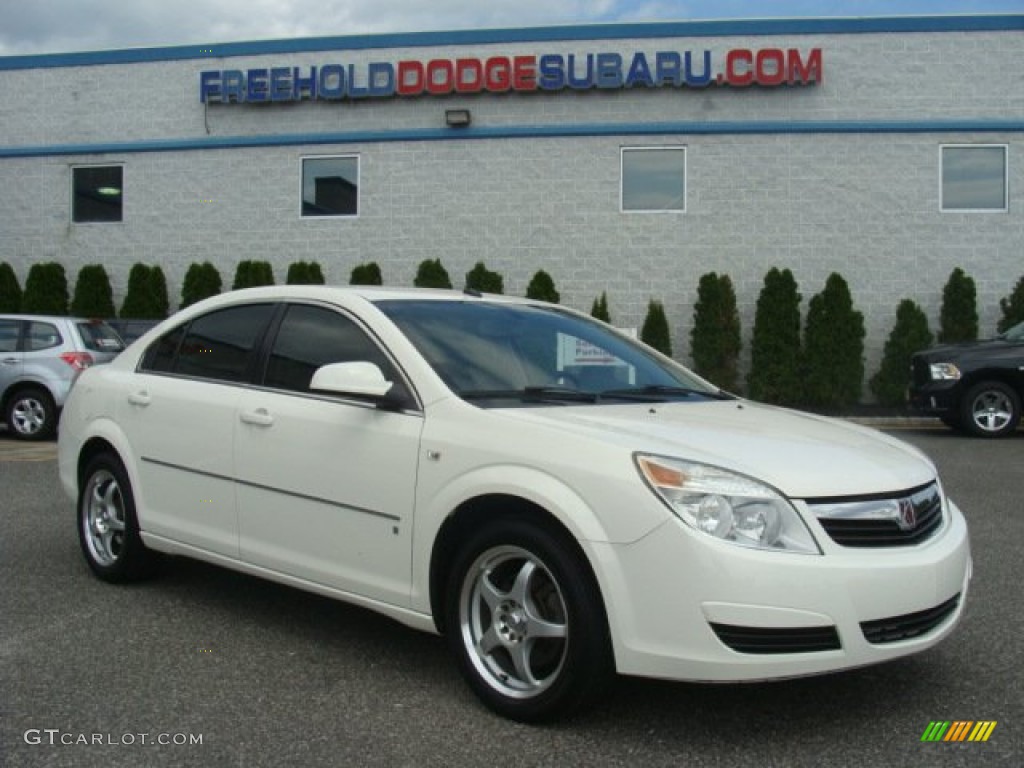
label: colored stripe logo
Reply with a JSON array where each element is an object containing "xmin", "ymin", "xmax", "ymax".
[{"xmin": 921, "ymin": 721, "xmax": 997, "ymax": 742}]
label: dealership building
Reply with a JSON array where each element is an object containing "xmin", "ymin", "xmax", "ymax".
[{"xmin": 1, "ymin": 15, "xmax": 1021, "ymax": 383}]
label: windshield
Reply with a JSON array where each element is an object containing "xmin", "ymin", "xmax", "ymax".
[
  {"xmin": 1000, "ymin": 321, "xmax": 1024, "ymax": 341},
  {"xmin": 376, "ymin": 300, "xmax": 721, "ymax": 405}
]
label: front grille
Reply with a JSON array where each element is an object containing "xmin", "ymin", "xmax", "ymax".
[
  {"xmin": 710, "ymin": 623, "xmax": 841, "ymax": 654},
  {"xmin": 911, "ymin": 357, "xmax": 932, "ymax": 387},
  {"xmin": 861, "ymin": 594, "xmax": 960, "ymax": 644},
  {"xmin": 810, "ymin": 483, "xmax": 944, "ymax": 548}
]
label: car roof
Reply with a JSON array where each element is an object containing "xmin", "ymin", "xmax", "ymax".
[
  {"xmin": 209, "ymin": 285, "xmax": 538, "ymax": 305},
  {"xmin": 0, "ymin": 314, "xmax": 112, "ymax": 323}
]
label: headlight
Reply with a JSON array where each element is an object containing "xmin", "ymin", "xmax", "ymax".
[
  {"xmin": 929, "ymin": 362, "xmax": 961, "ymax": 381},
  {"xmin": 635, "ymin": 454, "xmax": 821, "ymax": 554}
]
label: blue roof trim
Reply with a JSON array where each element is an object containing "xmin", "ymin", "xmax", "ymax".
[
  {"xmin": 2, "ymin": 120, "xmax": 1021, "ymax": 158},
  {"xmin": 2, "ymin": 15, "xmax": 1022, "ymax": 71}
]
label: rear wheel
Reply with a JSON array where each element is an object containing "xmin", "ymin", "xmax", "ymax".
[
  {"xmin": 444, "ymin": 517, "xmax": 612, "ymax": 722},
  {"xmin": 960, "ymin": 381, "xmax": 1021, "ymax": 437},
  {"xmin": 5, "ymin": 387, "xmax": 57, "ymax": 440},
  {"xmin": 78, "ymin": 452, "xmax": 159, "ymax": 582}
]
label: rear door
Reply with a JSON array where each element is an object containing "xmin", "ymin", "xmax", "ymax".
[
  {"xmin": 121, "ymin": 303, "xmax": 276, "ymax": 557},
  {"xmin": 0, "ymin": 318, "xmax": 24, "ymax": 402}
]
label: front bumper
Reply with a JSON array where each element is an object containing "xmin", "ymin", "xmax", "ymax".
[
  {"xmin": 591, "ymin": 497, "xmax": 971, "ymax": 682},
  {"xmin": 908, "ymin": 381, "xmax": 960, "ymax": 416}
]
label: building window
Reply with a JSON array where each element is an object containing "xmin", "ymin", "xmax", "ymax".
[
  {"xmin": 621, "ymin": 147, "xmax": 686, "ymax": 213},
  {"xmin": 72, "ymin": 165, "xmax": 123, "ymax": 223},
  {"xmin": 302, "ymin": 156, "xmax": 359, "ymax": 217},
  {"xmin": 941, "ymin": 145, "xmax": 1008, "ymax": 212}
]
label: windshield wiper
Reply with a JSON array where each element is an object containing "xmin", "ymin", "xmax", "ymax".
[
  {"xmin": 599, "ymin": 385, "xmax": 732, "ymax": 402},
  {"xmin": 460, "ymin": 386, "xmax": 599, "ymax": 404}
]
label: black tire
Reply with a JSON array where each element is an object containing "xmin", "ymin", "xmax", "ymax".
[
  {"xmin": 77, "ymin": 452, "xmax": 159, "ymax": 582},
  {"xmin": 443, "ymin": 517, "xmax": 613, "ymax": 722},
  {"xmin": 960, "ymin": 381, "xmax": 1021, "ymax": 438},
  {"xmin": 5, "ymin": 387, "xmax": 57, "ymax": 440}
]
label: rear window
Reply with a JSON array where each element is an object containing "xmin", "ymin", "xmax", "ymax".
[{"xmin": 76, "ymin": 321, "xmax": 125, "ymax": 353}]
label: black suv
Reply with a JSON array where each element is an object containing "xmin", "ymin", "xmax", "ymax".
[{"xmin": 909, "ymin": 321, "xmax": 1024, "ymax": 437}]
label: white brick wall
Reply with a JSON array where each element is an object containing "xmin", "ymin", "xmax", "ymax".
[{"xmin": 1, "ymin": 22, "xmax": 1021, "ymax": 393}]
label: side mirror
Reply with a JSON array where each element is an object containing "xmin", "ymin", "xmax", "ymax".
[{"xmin": 310, "ymin": 361, "xmax": 394, "ymax": 400}]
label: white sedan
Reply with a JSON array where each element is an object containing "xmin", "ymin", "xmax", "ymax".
[{"xmin": 58, "ymin": 286, "xmax": 971, "ymax": 721}]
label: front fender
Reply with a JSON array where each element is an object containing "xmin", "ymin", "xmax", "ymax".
[{"xmin": 409, "ymin": 461, "xmax": 668, "ymax": 615}]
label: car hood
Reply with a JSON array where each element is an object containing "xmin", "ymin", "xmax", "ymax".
[
  {"xmin": 915, "ymin": 337, "xmax": 1021, "ymax": 363},
  {"xmin": 497, "ymin": 400, "xmax": 935, "ymax": 499}
]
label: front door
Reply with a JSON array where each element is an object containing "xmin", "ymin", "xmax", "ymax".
[{"xmin": 233, "ymin": 303, "xmax": 422, "ymax": 607}]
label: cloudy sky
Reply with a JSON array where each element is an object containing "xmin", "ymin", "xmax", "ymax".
[{"xmin": 1, "ymin": 0, "xmax": 1021, "ymax": 56}]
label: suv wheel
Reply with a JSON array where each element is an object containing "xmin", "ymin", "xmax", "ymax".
[
  {"xmin": 5, "ymin": 387, "xmax": 57, "ymax": 440},
  {"xmin": 961, "ymin": 381, "xmax": 1021, "ymax": 438}
]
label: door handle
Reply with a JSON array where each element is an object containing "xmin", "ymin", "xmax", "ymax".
[
  {"xmin": 239, "ymin": 408, "xmax": 274, "ymax": 427},
  {"xmin": 1, "ymin": 357, "xmax": 18, "ymax": 364},
  {"xmin": 127, "ymin": 390, "xmax": 151, "ymax": 406}
]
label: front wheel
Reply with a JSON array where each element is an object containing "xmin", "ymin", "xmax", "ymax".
[
  {"xmin": 444, "ymin": 517, "xmax": 612, "ymax": 722},
  {"xmin": 960, "ymin": 381, "xmax": 1021, "ymax": 437},
  {"xmin": 78, "ymin": 453, "xmax": 159, "ymax": 582}
]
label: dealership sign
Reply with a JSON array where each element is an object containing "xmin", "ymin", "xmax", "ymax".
[{"xmin": 199, "ymin": 48, "xmax": 822, "ymax": 103}]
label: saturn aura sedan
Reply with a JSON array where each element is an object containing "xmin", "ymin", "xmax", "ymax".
[{"xmin": 58, "ymin": 286, "xmax": 971, "ymax": 721}]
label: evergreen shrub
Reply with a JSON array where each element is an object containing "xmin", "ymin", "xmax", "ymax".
[
  {"xmin": 525, "ymin": 270, "xmax": 560, "ymax": 303},
  {"xmin": 413, "ymin": 259, "xmax": 452, "ymax": 289},
  {"xmin": 640, "ymin": 300, "xmax": 672, "ymax": 356},
  {"xmin": 464, "ymin": 262, "xmax": 504, "ymax": 294},
  {"xmin": 22, "ymin": 262, "xmax": 69, "ymax": 316},
  {"xmin": 71, "ymin": 264, "xmax": 115, "ymax": 318},
  {"xmin": 938, "ymin": 267, "xmax": 978, "ymax": 343},
  {"xmin": 0, "ymin": 262, "xmax": 22, "ymax": 312},
  {"xmin": 180, "ymin": 262, "xmax": 223, "ymax": 308},
  {"xmin": 690, "ymin": 273, "xmax": 741, "ymax": 392},
  {"xmin": 747, "ymin": 267, "xmax": 802, "ymax": 405},
  {"xmin": 870, "ymin": 299, "xmax": 933, "ymax": 407},
  {"xmin": 802, "ymin": 273, "xmax": 865, "ymax": 409}
]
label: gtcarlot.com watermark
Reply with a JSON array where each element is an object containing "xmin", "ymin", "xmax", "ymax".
[{"xmin": 24, "ymin": 729, "xmax": 203, "ymax": 747}]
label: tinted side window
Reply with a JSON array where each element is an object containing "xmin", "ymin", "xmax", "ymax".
[
  {"xmin": 0, "ymin": 319, "xmax": 20, "ymax": 353},
  {"xmin": 140, "ymin": 325, "xmax": 185, "ymax": 373},
  {"xmin": 26, "ymin": 322, "xmax": 63, "ymax": 352},
  {"xmin": 173, "ymin": 304, "xmax": 274, "ymax": 383},
  {"xmin": 264, "ymin": 304, "xmax": 399, "ymax": 394}
]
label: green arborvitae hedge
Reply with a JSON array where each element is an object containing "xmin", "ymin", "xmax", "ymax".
[
  {"xmin": 802, "ymin": 273, "xmax": 865, "ymax": 409},
  {"xmin": 590, "ymin": 292, "xmax": 611, "ymax": 323},
  {"xmin": 0, "ymin": 262, "xmax": 22, "ymax": 312},
  {"xmin": 232, "ymin": 260, "xmax": 275, "ymax": 289},
  {"xmin": 413, "ymin": 259, "xmax": 452, "ymax": 289},
  {"xmin": 350, "ymin": 262, "xmax": 383, "ymax": 285},
  {"xmin": 998, "ymin": 275, "xmax": 1024, "ymax": 333},
  {"xmin": 747, "ymin": 268, "xmax": 802, "ymax": 405},
  {"xmin": 286, "ymin": 261, "xmax": 326, "ymax": 285},
  {"xmin": 938, "ymin": 267, "xmax": 978, "ymax": 343},
  {"xmin": 120, "ymin": 263, "xmax": 169, "ymax": 319},
  {"xmin": 690, "ymin": 273, "xmax": 741, "ymax": 392},
  {"xmin": 641, "ymin": 300, "xmax": 672, "ymax": 356},
  {"xmin": 22, "ymin": 262, "xmax": 69, "ymax": 316},
  {"xmin": 870, "ymin": 299, "xmax": 933, "ymax": 407},
  {"xmin": 71, "ymin": 264, "xmax": 115, "ymax": 318},
  {"xmin": 180, "ymin": 262, "xmax": 223, "ymax": 309},
  {"xmin": 464, "ymin": 262, "xmax": 504, "ymax": 294},
  {"xmin": 525, "ymin": 270, "xmax": 560, "ymax": 303}
]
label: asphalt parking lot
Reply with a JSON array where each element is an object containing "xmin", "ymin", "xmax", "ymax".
[{"xmin": 1, "ymin": 427, "xmax": 1021, "ymax": 767}]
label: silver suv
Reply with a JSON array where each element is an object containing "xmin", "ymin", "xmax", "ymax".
[{"xmin": 1, "ymin": 315, "xmax": 124, "ymax": 440}]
